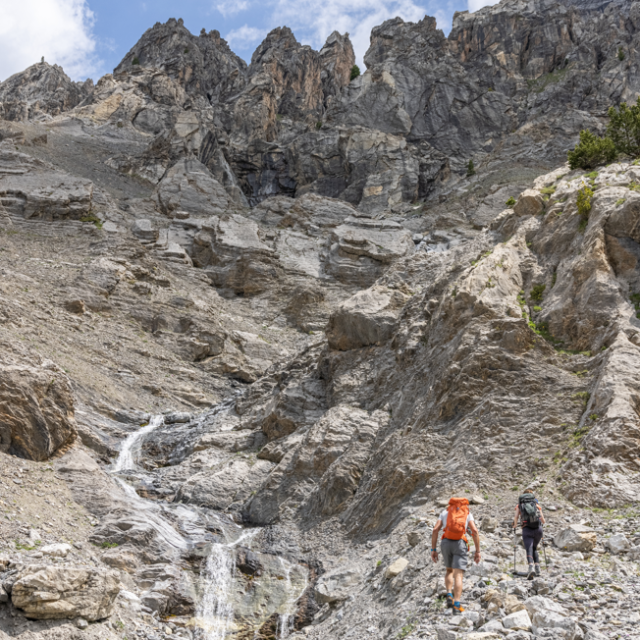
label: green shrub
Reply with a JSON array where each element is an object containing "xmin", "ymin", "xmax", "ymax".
[
  {"xmin": 505, "ymin": 196, "xmax": 516, "ymax": 206},
  {"xmin": 577, "ymin": 185, "xmax": 593, "ymax": 222},
  {"xmin": 607, "ymin": 98, "xmax": 640, "ymax": 157},
  {"xmin": 567, "ymin": 130, "xmax": 617, "ymax": 170},
  {"xmin": 530, "ymin": 284, "xmax": 546, "ymax": 302},
  {"xmin": 350, "ymin": 65, "xmax": 360, "ymax": 81},
  {"xmin": 466, "ymin": 159, "xmax": 476, "ymax": 177},
  {"xmin": 132, "ymin": 57, "xmax": 140, "ymax": 65},
  {"xmin": 315, "ymin": 121, "xmax": 322, "ymax": 130},
  {"xmin": 618, "ymin": 47, "xmax": 625, "ymax": 61}
]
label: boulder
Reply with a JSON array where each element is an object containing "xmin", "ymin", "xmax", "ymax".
[
  {"xmin": 524, "ymin": 595, "xmax": 566, "ymax": 619},
  {"xmin": 154, "ymin": 157, "xmax": 232, "ymax": 217},
  {"xmin": 502, "ymin": 609, "xmax": 532, "ymax": 630},
  {"xmin": 0, "ymin": 358, "xmax": 76, "ymax": 460},
  {"xmin": 101, "ymin": 550, "xmax": 139, "ymax": 571},
  {"xmin": 532, "ymin": 610, "xmax": 577, "ymax": 633},
  {"xmin": 407, "ymin": 531, "xmax": 422, "ymax": 547},
  {"xmin": 554, "ymin": 526, "xmax": 597, "ymax": 552},
  {"xmin": 11, "ymin": 564, "xmax": 120, "ymax": 620},
  {"xmin": 605, "ymin": 534, "xmax": 630, "ymax": 554},
  {"xmin": 41, "ymin": 543, "xmax": 72, "ymax": 558},
  {"xmin": 514, "ymin": 189, "xmax": 545, "ymax": 217},
  {"xmin": 385, "ymin": 557, "xmax": 409, "ymax": 579},
  {"xmin": 314, "ymin": 568, "xmax": 361, "ymax": 604},
  {"xmin": 326, "ymin": 285, "xmax": 408, "ymax": 350}
]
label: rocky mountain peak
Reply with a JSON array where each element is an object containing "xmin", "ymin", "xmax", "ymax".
[{"xmin": 0, "ymin": 61, "xmax": 91, "ymax": 121}]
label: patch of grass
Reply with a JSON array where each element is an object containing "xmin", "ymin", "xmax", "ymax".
[
  {"xmin": 616, "ymin": 198, "xmax": 626, "ymax": 206},
  {"xmin": 315, "ymin": 121, "xmax": 322, "ymax": 130},
  {"xmin": 618, "ymin": 47, "xmax": 625, "ymax": 61},
  {"xmin": 505, "ymin": 196, "xmax": 516, "ymax": 206},
  {"xmin": 540, "ymin": 186, "xmax": 556, "ymax": 195},
  {"xmin": 396, "ymin": 621, "xmax": 416, "ymax": 639},
  {"xmin": 630, "ymin": 293, "xmax": 640, "ymax": 319},
  {"xmin": 585, "ymin": 171, "xmax": 599, "ymax": 180},
  {"xmin": 570, "ymin": 424, "xmax": 591, "ymax": 447},
  {"xmin": 527, "ymin": 66, "xmax": 569, "ymax": 93},
  {"xmin": 588, "ymin": 413, "xmax": 598, "ymax": 421},
  {"xmin": 100, "ymin": 541, "xmax": 118, "ymax": 549},
  {"xmin": 80, "ymin": 214, "xmax": 103, "ymax": 229},
  {"xmin": 530, "ymin": 283, "xmax": 546, "ymax": 302},
  {"xmin": 533, "ymin": 305, "xmax": 542, "ymax": 312}
]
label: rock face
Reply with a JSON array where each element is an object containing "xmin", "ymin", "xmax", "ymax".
[
  {"xmin": 0, "ymin": 356, "xmax": 76, "ymax": 460},
  {"xmin": 6, "ymin": 0, "xmax": 640, "ymax": 213},
  {"xmin": 0, "ymin": 62, "xmax": 91, "ymax": 121},
  {"xmin": 11, "ymin": 564, "xmax": 120, "ymax": 620}
]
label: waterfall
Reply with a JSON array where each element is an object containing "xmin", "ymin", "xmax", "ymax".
[
  {"xmin": 196, "ymin": 529, "xmax": 258, "ymax": 640},
  {"xmin": 114, "ymin": 414, "xmax": 164, "ymax": 471},
  {"xmin": 276, "ymin": 557, "xmax": 294, "ymax": 639}
]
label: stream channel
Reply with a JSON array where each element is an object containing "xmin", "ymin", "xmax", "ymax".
[{"xmin": 109, "ymin": 413, "xmax": 309, "ymax": 639}]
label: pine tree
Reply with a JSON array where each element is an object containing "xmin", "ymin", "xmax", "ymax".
[{"xmin": 466, "ymin": 160, "xmax": 476, "ymax": 177}]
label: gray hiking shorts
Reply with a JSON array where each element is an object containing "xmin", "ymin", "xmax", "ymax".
[{"xmin": 441, "ymin": 538, "xmax": 468, "ymax": 571}]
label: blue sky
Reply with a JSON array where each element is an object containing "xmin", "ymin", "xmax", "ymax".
[{"xmin": 0, "ymin": 0, "xmax": 498, "ymax": 82}]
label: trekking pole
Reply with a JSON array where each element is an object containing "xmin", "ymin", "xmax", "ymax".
[
  {"xmin": 542, "ymin": 537, "xmax": 549, "ymax": 572},
  {"xmin": 513, "ymin": 526, "xmax": 517, "ymax": 575}
]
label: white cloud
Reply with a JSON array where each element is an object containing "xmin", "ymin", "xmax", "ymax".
[
  {"xmin": 468, "ymin": 0, "xmax": 499, "ymax": 11},
  {"xmin": 0, "ymin": 0, "xmax": 99, "ymax": 82},
  {"xmin": 269, "ymin": 0, "xmax": 428, "ymax": 66},
  {"xmin": 217, "ymin": 0, "xmax": 249, "ymax": 17},
  {"xmin": 225, "ymin": 25, "xmax": 268, "ymax": 48}
]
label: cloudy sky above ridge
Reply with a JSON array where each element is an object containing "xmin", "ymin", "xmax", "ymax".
[{"xmin": 0, "ymin": 0, "xmax": 499, "ymax": 82}]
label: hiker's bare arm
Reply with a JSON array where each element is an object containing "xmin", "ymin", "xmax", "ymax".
[
  {"xmin": 538, "ymin": 505, "xmax": 546, "ymax": 525},
  {"xmin": 431, "ymin": 519, "xmax": 442, "ymax": 562},
  {"xmin": 469, "ymin": 520, "xmax": 481, "ymax": 563}
]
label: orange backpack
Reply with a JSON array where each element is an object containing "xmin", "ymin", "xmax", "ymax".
[{"xmin": 443, "ymin": 497, "xmax": 469, "ymax": 542}]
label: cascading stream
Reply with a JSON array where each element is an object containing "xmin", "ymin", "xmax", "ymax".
[{"xmin": 112, "ymin": 411, "xmax": 308, "ymax": 638}]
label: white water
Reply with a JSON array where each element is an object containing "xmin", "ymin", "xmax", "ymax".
[
  {"xmin": 276, "ymin": 557, "xmax": 295, "ymax": 639},
  {"xmin": 196, "ymin": 529, "xmax": 258, "ymax": 640},
  {"xmin": 114, "ymin": 414, "xmax": 164, "ymax": 472},
  {"xmin": 112, "ymin": 411, "xmax": 307, "ymax": 637},
  {"xmin": 111, "ymin": 414, "xmax": 187, "ymax": 552}
]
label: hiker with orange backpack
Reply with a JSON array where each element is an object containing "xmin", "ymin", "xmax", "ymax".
[{"xmin": 430, "ymin": 497, "xmax": 481, "ymax": 613}]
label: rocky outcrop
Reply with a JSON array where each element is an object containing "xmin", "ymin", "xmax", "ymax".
[
  {"xmin": 0, "ymin": 62, "xmax": 91, "ymax": 122},
  {"xmin": 0, "ymin": 147, "xmax": 94, "ymax": 220},
  {"xmin": 0, "ymin": 355, "xmax": 76, "ymax": 461},
  {"xmin": 11, "ymin": 564, "xmax": 120, "ymax": 620}
]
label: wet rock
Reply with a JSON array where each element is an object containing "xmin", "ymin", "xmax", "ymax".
[
  {"xmin": 11, "ymin": 564, "xmax": 120, "ymax": 620},
  {"xmin": 235, "ymin": 547, "xmax": 262, "ymax": 576}
]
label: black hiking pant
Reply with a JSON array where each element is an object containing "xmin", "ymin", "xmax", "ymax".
[{"xmin": 522, "ymin": 526, "xmax": 543, "ymax": 564}]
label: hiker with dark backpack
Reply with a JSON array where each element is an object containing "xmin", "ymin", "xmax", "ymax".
[
  {"xmin": 431, "ymin": 497, "xmax": 481, "ymax": 613},
  {"xmin": 513, "ymin": 488, "xmax": 546, "ymax": 579}
]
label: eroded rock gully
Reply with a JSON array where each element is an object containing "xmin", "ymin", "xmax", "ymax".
[{"xmin": 1, "ymin": 0, "xmax": 640, "ymax": 639}]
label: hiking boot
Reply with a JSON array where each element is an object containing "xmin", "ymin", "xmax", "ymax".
[
  {"xmin": 445, "ymin": 593, "xmax": 454, "ymax": 608},
  {"xmin": 452, "ymin": 602, "xmax": 465, "ymax": 613},
  {"xmin": 527, "ymin": 564, "xmax": 535, "ymax": 580},
  {"xmin": 535, "ymin": 563, "xmax": 541, "ymax": 576}
]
